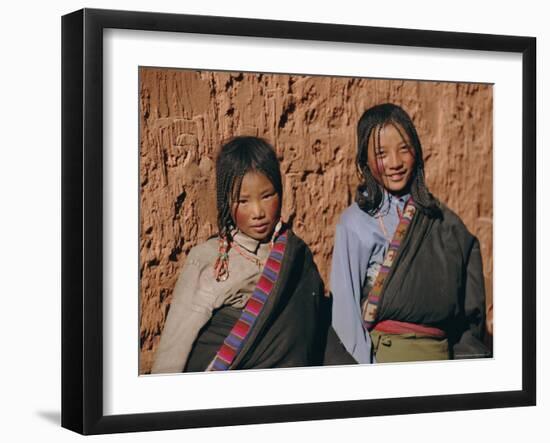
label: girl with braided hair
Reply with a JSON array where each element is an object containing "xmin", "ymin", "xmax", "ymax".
[
  {"xmin": 330, "ymin": 103, "xmax": 490, "ymax": 364},
  {"xmin": 152, "ymin": 136, "xmax": 334, "ymax": 373}
]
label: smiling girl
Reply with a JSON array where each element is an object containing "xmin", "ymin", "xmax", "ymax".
[
  {"xmin": 330, "ymin": 103, "xmax": 490, "ymax": 364},
  {"xmin": 151, "ymin": 136, "xmax": 331, "ymax": 373}
]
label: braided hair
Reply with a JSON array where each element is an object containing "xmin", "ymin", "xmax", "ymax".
[
  {"xmin": 355, "ymin": 103, "xmax": 441, "ymax": 217},
  {"xmin": 215, "ymin": 136, "xmax": 283, "ymax": 240}
]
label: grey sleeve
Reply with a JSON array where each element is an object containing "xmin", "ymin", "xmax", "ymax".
[{"xmin": 150, "ymin": 258, "xmax": 215, "ymax": 374}]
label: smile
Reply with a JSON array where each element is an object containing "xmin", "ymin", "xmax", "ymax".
[{"xmin": 387, "ymin": 171, "xmax": 407, "ymax": 181}]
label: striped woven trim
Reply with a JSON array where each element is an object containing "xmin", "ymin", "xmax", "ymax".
[
  {"xmin": 207, "ymin": 232, "xmax": 288, "ymax": 371},
  {"xmin": 363, "ymin": 198, "xmax": 416, "ymax": 331}
]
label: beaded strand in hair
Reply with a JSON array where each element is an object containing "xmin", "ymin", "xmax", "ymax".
[{"xmin": 213, "ymin": 235, "xmax": 230, "ymax": 282}]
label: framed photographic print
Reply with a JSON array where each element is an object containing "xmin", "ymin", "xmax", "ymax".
[{"xmin": 61, "ymin": 8, "xmax": 536, "ymax": 435}]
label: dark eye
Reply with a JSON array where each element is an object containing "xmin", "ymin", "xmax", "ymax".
[
  {"xmin": 238, "ymin": 199, "xmax": 248, "ymax": 204},
  {"xmin": 375, "ymin": 150, "xmax": 386, "ymax": 158},
  {"xmin": 263, "ymin": 192, "xmax": 275, "ymax": 200}
]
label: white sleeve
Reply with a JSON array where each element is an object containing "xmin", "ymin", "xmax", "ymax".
[{"xmin": 151, "ymin": 256, "xmax": 215, "ymax": 374}]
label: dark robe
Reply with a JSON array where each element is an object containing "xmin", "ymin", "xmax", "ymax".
[
  {"xmin": 374, "ymin": 203, "xmax": 490, "ymax": 359},
  {"xmin": 185, "ymin": 230, "xmax": 354, "ymax": 371}
]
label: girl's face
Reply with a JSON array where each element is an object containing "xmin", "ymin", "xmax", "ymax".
[
  {"xmin": 231, "ymin": 171, "xmax": 281, "ymax": 242},
  {"xmin": 367, "ymin": 122, "xmax": 416, "ymax": 195}
]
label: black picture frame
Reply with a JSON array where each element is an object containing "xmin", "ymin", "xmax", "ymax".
[{"xmin": 61, "ymin": 8, "xmax": 536, "ymax": 435}]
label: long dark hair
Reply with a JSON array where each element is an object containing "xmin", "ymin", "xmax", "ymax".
[
  {"xmin": 355, "ymin": 103, "xmax": 440, "ymax": 217},
  {"xmin": 215, "ymin": 136, "xmax": 283, "ymax": 238}
]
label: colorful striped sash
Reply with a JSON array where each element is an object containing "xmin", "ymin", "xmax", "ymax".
[
  {"xmin": 206, "ymin": 230, "xmax": 288, "ymax": 371},
  {"xmin": 362, "ymin": 198, "xmax": 416, "ymax": 331}
]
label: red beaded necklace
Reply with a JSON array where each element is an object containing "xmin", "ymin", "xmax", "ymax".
[
  {"xmin": 232, "ymin": 242, "xmax": 265, "ymax": 268},
  {"xmin": 213, "ymin": 220, "xmax": 283, "ymax": 281}
]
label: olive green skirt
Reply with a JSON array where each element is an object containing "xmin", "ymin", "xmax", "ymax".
[{"xmin": 370, "ymin": 330, "xmax": 450, "ymax": 363}]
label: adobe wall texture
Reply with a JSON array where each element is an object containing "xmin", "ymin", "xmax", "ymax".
[{"xmin": 139, "ymin": 68, "xmax": 493, "ymax": 374}]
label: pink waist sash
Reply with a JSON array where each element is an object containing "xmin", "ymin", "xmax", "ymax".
[{"xmin": 373, "ymin": 320, "xmax": 447, "ymax": 338}]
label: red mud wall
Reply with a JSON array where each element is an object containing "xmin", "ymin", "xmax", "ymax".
[{"xmin": 139, "ymin": 68, "xmax": 493, "ymax": 373}]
